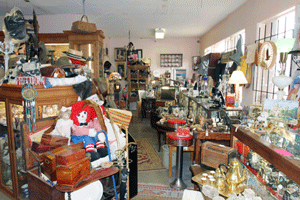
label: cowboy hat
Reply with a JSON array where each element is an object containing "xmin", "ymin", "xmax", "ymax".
[
  {"xmin": 54, "ymin": 56, "xmax": 74, "ymax": 68},
  {"xmin": 63, "ymin": 49, "xmax": 86, "ymax": 62}
]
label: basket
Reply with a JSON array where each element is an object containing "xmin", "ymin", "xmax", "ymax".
[{"xmin": 71, "ymin": 15, "xmax": 97, "ymax": 34}]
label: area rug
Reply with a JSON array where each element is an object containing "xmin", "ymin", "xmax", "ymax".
[
  {"xmin": 131, "ymin": 184, "xmax": 184, "ymax": 200},
  {"xmin": 137, "ymin": 138, "xmax": 165, "ymax": 171}
]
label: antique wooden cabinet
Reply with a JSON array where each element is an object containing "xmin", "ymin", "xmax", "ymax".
[
  {"xmin": 65, "ymin": 30, "xmax": 105, "ymax": 78},
  {"xmin": 126, "ymin": 64, "xmax": 149, "ymax": 108},
  {"xmin": 0, "ymin": 84, "xmax": 79, "ymax": 199}
]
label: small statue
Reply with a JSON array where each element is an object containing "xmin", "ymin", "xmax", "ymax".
[{"xmin": 187, "ymin": 108, "xmax": 195, "ymax": 125}]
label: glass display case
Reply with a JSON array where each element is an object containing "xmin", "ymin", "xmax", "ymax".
[
  {"xmin": 231, "ymin": 125, "xmax": 300, "ymax": 199},
  {"xmin": 179, "ymin": 93, "xmax": 242, "ymax": 127},
  {"xmin": 0, "ymin": 84, "xmax": 81, "ymax": 200}
]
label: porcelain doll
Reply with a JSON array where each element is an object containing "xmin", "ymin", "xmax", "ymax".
[{"xmin": 52, "ymin": 106, "xmax": 74, "ymax": 145}]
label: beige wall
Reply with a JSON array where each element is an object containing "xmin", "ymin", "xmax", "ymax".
[
  {"xmin": 199, "ymin": 0, "xmax": 300, "ymax": 106},
  {"xmin": 107, "ymin": 37, "xmax": 199, "ymax": 80}
]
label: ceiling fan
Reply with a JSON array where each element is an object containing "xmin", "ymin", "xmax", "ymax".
[{"xmin": 23, "ymin": 0, "xmax": 53, "ymax": 15}]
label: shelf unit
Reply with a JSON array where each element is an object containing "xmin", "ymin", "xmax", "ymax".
[
  {"xmin": 127, "ymin": 64, "xmax": 149, "ymax": 107},
  {"xmin": 230, "ymin": 124, "xmax": 300, "ymax": 186}
]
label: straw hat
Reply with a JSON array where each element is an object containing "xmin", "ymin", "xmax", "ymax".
[
  {"xmin": 63, "ymin": 49, "xmax": 86, "ymax": 61},
  {"xmin": 142, "ymin": 57, "xmax": 151, "ymax": 66}
]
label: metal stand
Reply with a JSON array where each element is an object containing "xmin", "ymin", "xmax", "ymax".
[{"xmin": 170, "ymin": 146, "xmax": 187, "ymax": 189}]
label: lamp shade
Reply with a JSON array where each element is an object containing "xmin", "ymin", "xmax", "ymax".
[
  {"xmin": 276, "ymin": 38, "xmax": 295, "ymax": 52},
  {"xmin": 155, "ymin": 28, "xmax": 165, "ymax": 39},
  {"xmin": 228, "ymin": 70, "xmax": 248, "ymax": 84}
]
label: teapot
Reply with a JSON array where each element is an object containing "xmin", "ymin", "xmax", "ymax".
[
  {"xmin": 219, "ymin": 158, "xmax": 247, "ymax": 192},
  {"xmin": 214, "ymin": 168, "xmax": 226, "ymax": 189}
]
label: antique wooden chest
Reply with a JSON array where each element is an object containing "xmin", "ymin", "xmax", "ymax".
[
  {"xmin": 56, "ymin": 157, "xmax": 90, "ymax": 187},
  {"xmin": 41, "ymin": 134, "xmax": 69, "ymax": 146},
  {"xmin": 43, "ymin": 146, "xmax": 70, "ymax": 171},
  {"xmin": 56, "ymin": 149, "xmax": 86, "ymax": 166},
  {"xmin": 201, "ymin": 141, "xmax": 236, "ymax": 169}
]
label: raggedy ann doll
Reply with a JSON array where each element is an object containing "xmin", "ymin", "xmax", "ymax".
[{"xmin": 70, "ymin": 101, "xmax": 109, "ymax": 163}]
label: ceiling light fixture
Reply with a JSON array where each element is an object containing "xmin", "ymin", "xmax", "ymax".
[{"xmin": 155, "ymin": 28, "xmax": 165, "ymax": 39}]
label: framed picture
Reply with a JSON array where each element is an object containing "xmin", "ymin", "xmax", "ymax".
[
  {"xmin": 175, "ymin": 69, "xmax": 186, "ymax": 80},
  {"xmin": 134, "ymin": 49, "xmax": 143, "ymax": 61},
  {"xmin": 117, "ymin": 62, "xmax": 126, "ymax": 79},
  {"xmin": 263, "ymin": 99, "xmax": 298, "ymax": 120},
  {"xmin": 114, "ymin": 48, "xmax": 126, "ymax": 61},
  {"xmin": 192, "ymin": 56, "xmax": 201, "ymax": 71}
]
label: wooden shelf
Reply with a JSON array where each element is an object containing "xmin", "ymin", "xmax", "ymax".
[
  {"xmin": 230, "ymin": 125, "xmax": 300, "ymax": 186},
  {"xmin": 127, "ymin": 64, "xmax": 149, "ymax": 107}
]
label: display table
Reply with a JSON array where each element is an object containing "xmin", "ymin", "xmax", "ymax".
[
  {"xmin": 56, "ymin": 167, "xmax": 119, "ymax": 200},
  {"xmin": 27, "ymin": 166, "xmax": 119, "ymax": 200},
  {"xmin": 167, "ymin": 132, "xmax": 193, "ymax": 189}
]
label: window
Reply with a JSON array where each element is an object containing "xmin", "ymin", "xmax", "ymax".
[
  {"xmin": 253, "ymin": 9, "xmax": 295, "ymax": 103},
  {"xmin": 204, "ymin": 30, "xmax": 245, "ymax": 55}
]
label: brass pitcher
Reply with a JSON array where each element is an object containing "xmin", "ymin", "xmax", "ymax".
[
  {"xmin": 214, "ymin": 168, "xmax": 226, "ymax": 189},
  {"xmin": 219, "ymin": 158, "xmax": 247, "ymax": 192}
]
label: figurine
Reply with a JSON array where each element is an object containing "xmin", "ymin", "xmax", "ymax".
[
  {"xmin": 210, "ymin": 82, "xmax": 225, "ymax": 109},
  {"xmin": 52, "ymin": 106, "xmax": 74, "ymax": 145},
  {"xmin": 187, "ymin": 108, "xmax": 195, "ymax": 125}
]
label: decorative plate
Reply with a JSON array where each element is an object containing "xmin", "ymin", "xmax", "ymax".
[{"xmin": 258, "ymin": 41, "xmax": 277, "ymax": 70}]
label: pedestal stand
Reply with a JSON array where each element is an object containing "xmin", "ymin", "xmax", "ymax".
[{"xmin": 167, "ymin": 132, "xmax": 193, "ymax": 189}]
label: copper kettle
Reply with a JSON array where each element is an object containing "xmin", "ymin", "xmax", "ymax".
[{"xmin": 219, "ymin": 158, "xmax": 247, "ymax": 192}]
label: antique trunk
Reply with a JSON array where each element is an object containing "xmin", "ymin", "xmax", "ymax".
[
  {"xmin": 56, "ymin": 149, "xmax": 86, "ymax": 166},
  {"xmin": 28, "ymin": 167, "xmax": 64, "ymax": 200},
  {"xmin": 43, "ymin": 146, "xmax": 70, "ymax": 171},
  {"xmin": 41, "ymin": 134, "xmax": 69, "ymax": 146},
  {"xmin": 56, "ymin": 157, "xmax": 90, "ymax": 187},
  {"xmin": 41, "ymin": 165, "xmax": 57, "ymax": 181},
  {"xmin": 201, "ymin": 141, "xmax": 236, "ymax": 169},
  {"xmin": 31, "ymin": 141, "xmax": 58, "ymax": 153}
]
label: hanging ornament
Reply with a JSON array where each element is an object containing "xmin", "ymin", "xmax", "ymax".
[{"xmin": 21, "ymin": 83, "xmax": 37, "ymax": 132}]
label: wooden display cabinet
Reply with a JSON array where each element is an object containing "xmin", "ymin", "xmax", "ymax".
[
  {"xmin": 65, "ymin": 30, "xmax": 105, "ymax": 78},
  {"xmin": 0, "ymin": 84, "xmax": 80, "ymax": 200},
  {"xmin": 127, "ymin": 64, "xmax": 149, "ymax": 108}
]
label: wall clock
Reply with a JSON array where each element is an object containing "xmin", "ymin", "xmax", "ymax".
[{"xmin": 258, "ymin": 41, "xmax": 277, "ymax": 70}]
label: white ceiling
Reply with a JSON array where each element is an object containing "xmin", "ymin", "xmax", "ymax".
[{"xmin": 0, "ymin": 0, "xmax": 247, "ymax": 38}]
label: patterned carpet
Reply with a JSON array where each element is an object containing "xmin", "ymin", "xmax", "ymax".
[
  {"xmin": 136, "ymin": 138, "xmax": 165, "ymax": 171},
  {"xmin": 131, "ymin": 184, "xmax": 184, "ymax": 200}
]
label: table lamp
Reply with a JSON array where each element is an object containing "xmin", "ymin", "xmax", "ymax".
[
  {"xmin": 272, "ymin": 38, "xmax": 295, "ymax": 99},
  {"xmin": 228, "ymin": 67, "xmax": 248, "ymax": 106}
]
